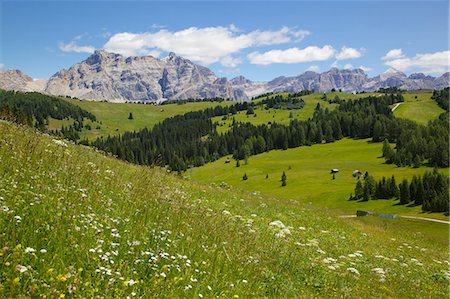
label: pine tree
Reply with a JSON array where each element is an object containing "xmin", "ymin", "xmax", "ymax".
[
  {"xmin": 399, "ymin": 179, "xmax": 411, "ymax": 204},
  {"xmin": 354, "ymin": 180, "xmax": 363, "ymax": 200},
  {"xmin": 243, "ymin": 173, "xmax": 248, "ymax": 181},
  {"xmin": 281, "ymin": 171, "xmax": 287, "ymax": 187},
  {"xmin": 128, "ymin": 112, "xmax": 133, "ymax": 120}
]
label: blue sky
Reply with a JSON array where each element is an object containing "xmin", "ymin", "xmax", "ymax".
[{"xmin": 1, "ymin": 1, "xmax": 448, "ymax": 81}]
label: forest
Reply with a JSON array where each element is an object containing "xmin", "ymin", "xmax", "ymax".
[
  {"xmin": 0, "ymin": 90, "xmax": 96, "ymax": 140},
  {"xmin": 93, "ymin": 93, "xmax": 415, "ymax": 171},
  {"xmin": 350, "ymin": 169, "xmax": 449, "ymax": 213}
]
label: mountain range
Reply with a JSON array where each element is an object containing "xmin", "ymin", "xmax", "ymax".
[{"xmin": 1, "ymin": 49, "xmax": 448, "ymax": 102}]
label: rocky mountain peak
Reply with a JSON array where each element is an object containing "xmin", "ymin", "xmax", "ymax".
[{"xmin": 85, "ymin": 49, "xmax": 120, "ymax": 65}]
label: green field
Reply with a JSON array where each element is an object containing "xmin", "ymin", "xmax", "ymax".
[
  {"xmin": 393, "ymin": 93, "xmax": 445, "ymax": 125},
  {"xmin": 1, "ymin": 121, "xmax": 449, "ymax": 298},
  {"xmin": 213, "ymin": 92, "xmax": 386, "ymax": 134},
  {"xmin": 48, "ymin": 99, "xmax": 234, "ymax": 140},
  {"xmin": 192, "ymin": 138, "xmax": 449, "ymax": 221}
]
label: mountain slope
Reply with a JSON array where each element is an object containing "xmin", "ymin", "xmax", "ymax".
[
  {"xmin": 2, "ymin": 51, "xmax": 449, "ymax": 101},
  {"xmin": 232, "ymin": 69, "xmax": 450, "ymax": 98},
  {"xmin": 0, "ymin": 120, "xmax": 448, "ymax": 298},
  {"xmin": 0, "ymin": 70, "xmax": 47, "ymax": 93},
  {"xmin": 45, "ymin": 50, "xmax": 246, "ymax": 102}
]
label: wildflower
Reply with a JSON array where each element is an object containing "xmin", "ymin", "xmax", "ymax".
[
  {"xmin": 40, "ymin": 249, "xmax": 47, "ymax": 254},
  {"xmin": 16, "ymin": 265, "xmax": 27, "ymax": 273},
  {"xmin": 346, "ymin": 267, "xmax": 360, "ymax": 275},
  {"xmin": 269, "ymin": 220, "xmax": 286, "ymax": 229},
  {"xmin": 127, "ymin": 279, "xmax": 136, "ymax": 286},
  {"xmin": 25, "ymin": 247, "xmax": 36, "ymax": 254},
  {"xmin": 59, "ymin": 294, "xmax": 65, "ymax": 298},
  {"xmin": 275, "ymin": 228, "xmax": 291, "ymax": 238}
]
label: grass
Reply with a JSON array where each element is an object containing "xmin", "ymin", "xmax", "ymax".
[
  {"xmin": 0, "ymin": 121, "xmax": 449, "ymax": 298},
  {"xmin": 393, "ymin": 93, "xmax": 445, "ymax": 125},
  {"xmin": 191, "ymin": 138, "xmax": 449, "ymax": 221},
  {"xmin": 213, "ymin": 92, "xmax": 383, "ymax": 134},
  {"xmin": 48, "ymin": 99, "xmax": 234, "ymax": 140}
]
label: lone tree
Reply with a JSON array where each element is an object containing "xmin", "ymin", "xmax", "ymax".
[
  {"xmin": 128, "ymin": 112, "xmax": 133, "ymax": 120},
  {"xmin": 243, "ymin": 173, "xmax": 248, "ymax": 181},
  {"xmin": 236, "ymin": 160, "xmax": 240, "ymax": 167},
  {"xmin": 281, "ymin": 171, "xmax": 287, "ymax": 186}
]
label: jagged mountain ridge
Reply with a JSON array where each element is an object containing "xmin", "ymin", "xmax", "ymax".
[
  {"xmin": 235, "ymin": 68, "xmax": 449, "ymax": 98},
  {"xmin": 1, "ymin": 50, "xmax": 448, "ymax": 101},
  {"xmin": 44, "ymin": 50, "xmax": 245, "ymax": 102}
]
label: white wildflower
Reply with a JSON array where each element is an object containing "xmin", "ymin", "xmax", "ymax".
[
  {"xmin": 346, "ymin": 267, "xmax": 360, "ymax": 275},
  {"xmin": 16, "ymin": 265, "xmax": 28, "ymax": 273}
]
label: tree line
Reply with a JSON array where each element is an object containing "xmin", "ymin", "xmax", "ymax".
[
  {"xmin": 93, "ymin": 93, "xmax": 409, "ymax": 171},
  {"xmin": 0, "ymin": 90, "xmax": 96, "ymax": 134},
  {"xmin": 431, "ymin": 87, "xmax": 449, "ymax": 111},
  {"xmin": 350, "ymin": 169, "xmax": 449, "ymax": 213}
]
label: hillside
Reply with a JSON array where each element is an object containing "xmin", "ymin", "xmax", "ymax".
[
  {"xmin": 393, "ymin": 93, "xmax": 446, "ymax": 125},
  {"xmin": 0, "ymin": 121, "xmax": 449, "ymax": 298},
  {"xmin": 191, "ymin": 138, "xmax": 449, "ymax": 220},
  {"xmin": 49, "ymin": 98, "xmax": 234, "ymax": 140}
]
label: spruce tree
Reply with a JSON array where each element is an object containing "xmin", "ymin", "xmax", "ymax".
[
  {"xmin": 399, "ymin": 179, "xmax": 411, "ymax": 204},
  {"xmin": 281, "ymin": 171, "xmax": 287, "ymax": 187}
]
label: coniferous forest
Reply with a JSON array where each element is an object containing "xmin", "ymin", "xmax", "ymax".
[
  {"xmin": 93, "ymin": 93, "xmax": 448, "ymax": 172},
  {"xmin": 350, "ymin": 169, "xmax": 449, "ymax": 213}
]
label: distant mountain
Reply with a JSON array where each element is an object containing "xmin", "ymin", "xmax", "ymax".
[
  {"xmin": 44, "ymin": 50, "xmax": 246, "ymax": 102},
  {"xmin": 0, "ymin": 69, "xmax": 47, "ymax": 93},
  {"xmin": 232, "ymin": 68, "xmax": 450, "ymax": 98},
  {"xmin": 1, "ymin": 50, "xmax": 448, "ymax": 101}
]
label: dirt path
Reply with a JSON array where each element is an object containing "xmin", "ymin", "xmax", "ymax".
[
  {"xmin": 339, "ymin": 214, "xmax": 450, "ymax": 224},
  {"xmin": 391, "ymin": 102, "xmax": 402, "ymax": 111},
  {"xmin": 400, "ymin": 215, "xmax": 450, "ymax": 224}
]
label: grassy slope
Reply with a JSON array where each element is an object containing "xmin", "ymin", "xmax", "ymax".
[
  {"xmin": 192, "ymin": 138, "xmax": 449, "ymax": 221},
  {"xmin": 393, "ymin": 93, "xmax": 445, "ymax": 125},
  {"xmin": 48, "ymin": 99, "xmax": 234, "ymax": 140},
  {"xmin": 213, "ymin": 92, "xmax": 378, "ymax": 134},
  {"xmin": 0, "ymin": 121, "xmax": 448, "ymax": 298}
]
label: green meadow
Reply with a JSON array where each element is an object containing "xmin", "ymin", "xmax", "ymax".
[
  {"xmin": 213, "ymin": 92, "xmax": 383, "ymax": 134},
  {"xmin": 191, "ymin": 138, "xmax": 449, "ymax": 221},
  {"xmin": 48, "ymin": 99, "xmax": 234, "ymax": 140},
  {"xmin": 1, "ymin": 121, "xmax": 449, "ymax": 298},
  {"xmin": 393, "ymin": 93, "xmax": 445, "ymax": 125}
]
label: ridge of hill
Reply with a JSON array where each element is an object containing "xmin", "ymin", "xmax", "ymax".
[{"xmin": 0, "ymin": 121, "xmax": 448, "ymax": 298}]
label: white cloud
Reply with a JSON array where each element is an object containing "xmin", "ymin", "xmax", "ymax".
[
  {"xmin": 335, "ymin": 46, "xmax": 362, "ymax": 60},
  {"xmin": 103, "ymin": 25, "xmax": 310, "ymax": 66},
  {"xmin": 247, "ymin": 45, "xmax": 336, "ymax": 65},
  {"xmin": 331, "ymin": 60, "xmax": 339, "ymax": 68},
  {"xmin": 358, "ymin": 66, "xmax": 372, "ymax": 72},
  {"xmin": 59, "ymin": 41, "xmax": 95, "ymax": 54},
  {"xmin": 220, "ymin": 56, "xmax": 242, "ymax": 68},
  {"xmin": 382, "ymin": 48, "xmax": 404, "ymax": 60},
  {"xmin": 343, "ymin": 63, "xmax": 353, "ymax": 69},
  {"xmin": 385, "ymin": 50, "xmax": 450, "ymax": 73},
  {"xmin": 306, "ymin": 65, "xmax": 320, "ymax": 72}
]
